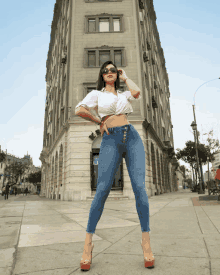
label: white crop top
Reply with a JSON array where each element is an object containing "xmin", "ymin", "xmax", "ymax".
[{"xmin": 75, "ymin": 87, "xmax": 141, "ymax": 119}]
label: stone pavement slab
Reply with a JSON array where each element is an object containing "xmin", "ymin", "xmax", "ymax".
[{"xmin": 0, "ymin": 190, "xmax": 219, "ymax": 275}]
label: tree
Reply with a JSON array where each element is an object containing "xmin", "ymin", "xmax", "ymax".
[
  {"xmin": 176, "ymin": 140, "xmax": 210, "ymax": 188},
  {"xmin": 203, "ymin": 130, "xmax": 220, "ymax": 162},
  {"xmin": 176, "ymin": 140, "xmax": 209, "ymax": 166},
  {"xmin": 4, "ymin": 161, "xmax": 29, "ymax": 187},
  {"xmin": 26, "ymin": 171, "xmax": 41, "ymax": 186}
]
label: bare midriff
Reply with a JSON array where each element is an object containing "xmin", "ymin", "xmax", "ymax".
[{"xmin": 102, "ymin": 114, "xmax": 130, "ymax": 129}]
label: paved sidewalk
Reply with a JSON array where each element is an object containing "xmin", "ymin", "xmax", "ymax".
[{"xmin": 0, "ymin": 189, "xmax": 219, "ymax": 275}]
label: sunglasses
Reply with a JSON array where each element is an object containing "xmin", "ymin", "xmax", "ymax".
[{"xmin": 101, "ymin": 68, "xmax": 122, "ymax": 75}]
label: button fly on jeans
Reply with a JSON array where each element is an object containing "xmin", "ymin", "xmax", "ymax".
[{"xmin": 123, "ymin": 130, "xmax": 127, "ymax": 143}]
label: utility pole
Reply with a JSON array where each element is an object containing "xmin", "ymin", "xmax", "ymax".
[{"xmin": 191, "ymin": 115, "xmax": 204, "ymax": 194}]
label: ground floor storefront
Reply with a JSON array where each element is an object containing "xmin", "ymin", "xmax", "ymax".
[{"xmin": 40, "ymin": 120, "xmax": 178, "ymax": 201}]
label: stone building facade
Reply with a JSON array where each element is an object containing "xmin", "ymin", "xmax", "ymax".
[
  {"xmin": 175, "ymin": 167, "xmax": 184, "ymax": 189},
  {"xmin": 211, "ymin": 151, "xmax": 220, "ymax": 173},
  {"xmin": 40, "ymin": 0, "xmax": 177, "ymax": 201}
]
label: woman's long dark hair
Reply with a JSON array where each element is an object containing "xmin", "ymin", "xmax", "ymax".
[{"xmin": 96, "ymin": 61, "xmax": 120, "ymax": 91}]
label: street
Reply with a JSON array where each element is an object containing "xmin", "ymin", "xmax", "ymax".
[{"xmin": 0, "ymin": 189, "xmax": 220, "ymax": 275}]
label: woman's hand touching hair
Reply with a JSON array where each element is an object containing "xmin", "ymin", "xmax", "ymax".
[{"xmin": 118, "ymin": 68, "xmax": 128, "ymax": 82}]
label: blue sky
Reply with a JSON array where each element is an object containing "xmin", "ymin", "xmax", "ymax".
[
  {"xmin": 153, "ymin": 0, "xmax": 220, "ymax": 172},
  {"xmin": 0, "ymin": 0, "xmax": 219, "ymax": 172}
]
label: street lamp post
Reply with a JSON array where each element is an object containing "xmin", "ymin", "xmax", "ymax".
[
  {"xmin": 207, "ymin": 156, "xmax": 210, "ymax": 194},
  {"xmin": 191, "ymin": 121, "xmax": 204, "ymax": 194},
  {"xmin": 192, "ymin": 77, "xmax": 220, "ymax": 194}
]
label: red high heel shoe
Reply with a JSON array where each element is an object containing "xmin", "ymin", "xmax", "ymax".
[
  {"xmin": 141, "ymin": 240, "xmax": 155, "ymax": 268},
  {"xmin": 80, "ymin": 242, "xmax": 94, "ymax": 271}
]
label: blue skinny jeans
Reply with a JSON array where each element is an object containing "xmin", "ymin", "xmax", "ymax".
[{"xmin": 86, "ymin": 124, "xmax": 150, "ymax": 234}]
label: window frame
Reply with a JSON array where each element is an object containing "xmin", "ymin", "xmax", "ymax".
[
  {"xmin": 84, "ymin": 46, "xmax": 126, "ymax": 68},
  {"xmin": 85, "ymin": 14, "xmax": 124, "ymax": 33}
]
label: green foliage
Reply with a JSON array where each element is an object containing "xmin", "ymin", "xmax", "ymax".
[
  {"xmin": 176, "ymin": 140, "xmax": 210, "ymax": 166},
  {"xmin": 203, "ymin": 130, "xmax": 220, "ymax": 159},
  {"xmin": 26, "ymin": 171, "xmax": 41, "ymax": 185},
  {"xmin": 4, "ymin": 161, "xmax": 29, "ymax": 186}
]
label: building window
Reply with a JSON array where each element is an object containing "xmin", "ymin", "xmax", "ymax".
[
  {"xmin": 87, "ymin": 87, "xmax": 95, "ymax": 94},
  {"xmin": 99, "ymin": 50, "xmax": 110, "ymax": 66},
  {"xmin": 86, "ymin": 14, "xmax": 123, "ymax": 33},
  {"xmin": 113, "ymin": 18, "xmax": 120, "ymax": 31},
  {"xmin": 84, "ymin": 47, "xmax": 126, "ymax": 68},
  {"xmin": 88, "ymin": 19, "xmax": 96, "ymax": 32},
  {"xmin": 99, "ymin": 18, "xmax": 110, "ymax": 32},
  {"xmin": 82, "ymin": 83, "xmax": 99, "ymax": 96},
  {"xmin": 114, "ymin": 50, "xmax": 122, "ymax": 66},
  {"xmin": 88, "ymin": 51, "xmax": 96, "ymax": 67}
]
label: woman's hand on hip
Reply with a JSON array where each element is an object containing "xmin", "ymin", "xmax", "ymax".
[{"xmin": 100, "ymin": 122, "xmax": 109, "ymax": 136}]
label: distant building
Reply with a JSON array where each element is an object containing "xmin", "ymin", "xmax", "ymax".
[
  {"xmin": 203, "ymin": 170, "xmax": 214, "ymax": 182},
  {"xmin": 0, "ymin": 146, "xmax": 40, "ymax": 192},
  {"xmin": 40, "ymin": 0, "xmax": 177, "ymax": 201},
  {"xmin": 211, "ymin": 151, "xmax": 220, "ymax": 176},
  {"xmin": 175, "ymin": 167, "xmax": 184, "ymax": 189}
]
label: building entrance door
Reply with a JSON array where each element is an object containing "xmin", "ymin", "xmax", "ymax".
[{"xmin": 91, "ymin": 151, "xmax": 123, "ymax": 191}]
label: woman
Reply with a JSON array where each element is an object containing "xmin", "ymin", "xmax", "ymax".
[{"xmin": 75, "ymin": 61, "xmax": 154, "ymax": 271}]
